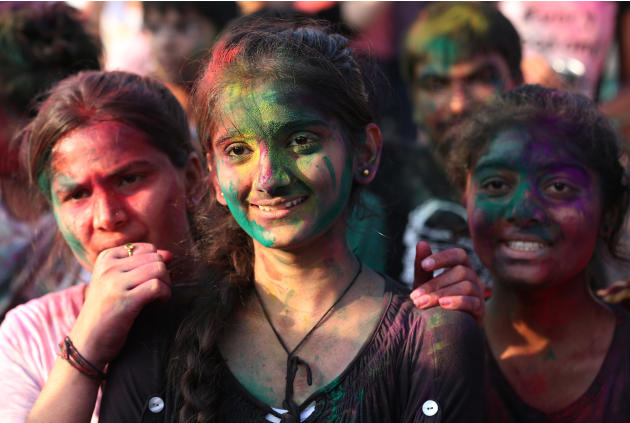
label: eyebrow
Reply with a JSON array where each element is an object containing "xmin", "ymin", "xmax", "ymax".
[
  {"xmin": 474, "ymin": 159, "xmax": 589, "ymax": 175},
  {"xmin": 417, "ymin": 61, "xmax": 501, "ymax": 80},
  {"xmin": 52, "ymin": 160, "xmax": 157, "ymax": 193},
  {"xmin": 215, "ymin": 118, "xmax": 330, "ymax": 145}
]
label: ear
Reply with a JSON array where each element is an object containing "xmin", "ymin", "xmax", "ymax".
[
  {"xmin": 354, "ymin": 123, "xmax": 383, "ymax": 185},
  {"xmin": 460, "ymin": 173, "xmax": 473, "ymax": 206},
  {"xmin": 183, "ymin": 152, "xmax": 205, "ymax": 211},
  {"xmin": 206, "ymin": 151, "xmax": 228, "ymax": 206}
]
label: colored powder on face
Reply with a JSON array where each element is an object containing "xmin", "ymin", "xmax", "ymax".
[
  {"xmin": 407, "ymin": 5, "xmax": 489, "ymax": 54},
  {"xmin": 470, "ymin": 133, "xmax": 554, "ymax": 230},
  {"xmin": 214, "ymin": 81, "xmax": 356, "ymax": 248},
  {"xmin": 50, "ymin": 188, "xmax": 89, "ymax": 264},
  {"xmin": 323, "ymin": 156, "xmax": 336, "ymax": 191},
  {"xmin": 37, "ymin": 171, "xmax": 51, "ymax": 197},
  {"xmin": 311, "ymin": 153, "xmax": 354, "ymax": 238},
  {"xmin": 222, "ymin": 180, "xmax": 277, "ymax": 247},
  {"xmin": 423, "ymin": 36, "xmax": 461, "ymax": 70}
]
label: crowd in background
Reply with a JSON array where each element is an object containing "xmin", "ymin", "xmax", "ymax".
[{"xmin": 2, "ymin": 2, "xmax": 630, "ymax": 422}]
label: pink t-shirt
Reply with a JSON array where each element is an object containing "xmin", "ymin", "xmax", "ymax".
[{"xmin": 0, "ymin": 284, "xmax": 100, "ymax": 422}]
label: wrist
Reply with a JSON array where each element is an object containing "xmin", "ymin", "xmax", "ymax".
[{"xmin": 57, "ymin": 336, "xmax": 107, "ymax": 381}]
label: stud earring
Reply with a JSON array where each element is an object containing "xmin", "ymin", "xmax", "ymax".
[{"xmin": 362, "ymin": 168, "xmax": 370, "ymax": 176}]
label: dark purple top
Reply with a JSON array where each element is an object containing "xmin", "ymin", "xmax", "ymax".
[
  {"xmin": 485, "ymin": 305, "xmax": 630, "ymax": 423},
  {"xmin": 100, "ymin": 277, "xmax": 484, "ymax": 422}
]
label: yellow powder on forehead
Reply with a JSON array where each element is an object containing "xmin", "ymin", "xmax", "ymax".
[{"xmin": 406, "ymin": 6, "xmax": 489, "ymax": 53}]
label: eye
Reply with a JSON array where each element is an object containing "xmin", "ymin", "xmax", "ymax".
[
  {"xmin": 119, "ymin": 174, "xmax": 143, "ymax": 186},
  {"xmin": 544, "ymin": 181, "xmax": 577, "ymax": 198},
  {"xmin": 225, "ymin": 143, "xmax": 252, "ymax": 157},
  {"xmin": 288, "ymin": 132, "xmax": 320, "ymax": 154},
  {"xmin": 480, "ymin": 177, "xmax": 511, "ymax": 196},
  {"xmin": 289, "ymin": 132, "xmax": 317, "ymax": 146},
  {"xmin": 416, "ymin": 75, "xmax": 449, "ymax": 92},
  {"xmin": 550, "ymin": 182, "xmax": 569, "ymax": 192},
  {"xmin": 468, "ymin": 66, "xmax": 501, "ymax": 86},
  {"xmin": 65, "ymin": 189, "xmax": 90, "ymax": 202}
]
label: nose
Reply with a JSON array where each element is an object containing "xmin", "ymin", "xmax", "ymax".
[
  {"xmin": 505, "ymin": 185, "xmax": 548, "ymax": 226},
  {"xmin": 92, "ymin": 189, "xmax": 127, "ymax": 231},
  {"xmin": 448, "ymin": 84, "xmax": 469, "ymax": 116},
  {"xmin": 254, "ymin": 147, "xmax": 292, "ymax": 194}
]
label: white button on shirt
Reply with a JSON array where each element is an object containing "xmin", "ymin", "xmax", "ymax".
[
  {"xmin": 148, "ymin": 396, "xmax": 165, "ymax": 413},
  {"xmin": 422, "ymin": 399, "xmax": 439, "ymax": 416}
]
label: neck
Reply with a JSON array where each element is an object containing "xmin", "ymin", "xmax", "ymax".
[
  {"xmin": 253, "ymin": 221, "xmax": 359, "ymax": 317},
  {"xmin": 486, "ymin": 270, "xmax": 611, "ymax": 344}
]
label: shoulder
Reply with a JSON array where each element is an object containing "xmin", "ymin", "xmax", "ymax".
[
  {"xmin": 1, "ymin": 284, "xmax": 85, "ymax": 340},
  {"xmin": 403, "ymin": 304, "xmax": 483, "ymax": 357},
  {"xmin": 383, "ymin": 277, "xmax": 482, "ymax": 355},
  {"xmin": 377, "ymin": 282, "xmax": 485, "ymax": 421}
]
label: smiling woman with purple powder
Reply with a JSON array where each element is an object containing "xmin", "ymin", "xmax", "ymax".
[{"xmin": 449, "ymin": 84, "xmax": 630, "ymax": 422}]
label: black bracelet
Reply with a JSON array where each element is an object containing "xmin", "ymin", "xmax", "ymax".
[{"xmin": 57, "ymin": 336, "xmax": 107, "ymax": 381}]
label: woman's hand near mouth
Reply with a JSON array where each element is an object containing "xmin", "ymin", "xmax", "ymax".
[{"xmin": 69, "ymin": 242, "xmax": 173, "ymax": 369}]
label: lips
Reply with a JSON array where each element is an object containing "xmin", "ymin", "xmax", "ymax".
[
  {"xmin": 255, "ymin": 196, "xmax": 307, "ymax": 212},
  {"xmin": 249, "ymin": 196, "xmax": 308, "ymax": 219}
]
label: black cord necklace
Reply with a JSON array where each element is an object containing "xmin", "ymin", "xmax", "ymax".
[{"xmin": 253, "ymin": 260, "xmax": 363, "ymax": 423}]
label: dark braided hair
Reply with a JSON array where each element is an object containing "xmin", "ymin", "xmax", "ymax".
[{"xmin": 167, "ymin": 16, "xmax": 379, "ymax": 423}]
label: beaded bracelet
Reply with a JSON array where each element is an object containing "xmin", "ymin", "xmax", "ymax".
[{"xmin": 57, "ymin": 336, "xmax": 107, "ymax": 381}]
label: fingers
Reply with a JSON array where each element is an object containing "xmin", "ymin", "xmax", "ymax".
[
  {"xmin": 410, "ymin": 246, "xmax": 486, "ymax": 325},
  {"xmin": 410, "ymin": 286, "xmax": 484, "ymax": 326},
  {"xmin": 438, "ymin": 296, "xmax": 484, "ymax": 324},
  {"xmin": 156, "ymin": 249, "xmax": 173, "ymax": 263},
  {"xmin": 414, "ymin": 264, "xmax": 481, "ymax": 297},
  {"xmin": 104, "ymin": 243, "xmax": 157, "ymax": 260},
  {"xmin": 413, "ymin": 241, "xmax": 434, "ymax": 290},
  {"xmin": 91, "ymin": 242, "xmax": 173, "ymax": 292},
  {"xmin": 411, "ymin": 278, "xmax": 478, "ymax": 304},
  {"xmin": 128, "ymin": 278, "xmax": 172, "ymax": 306},
  {"xmin": 124, "ymin": 259, "xmax": 171, "ymax": 290},
  {"xmin": 418, "ymin": 247, "xmax": 472, "ymax": 273}
]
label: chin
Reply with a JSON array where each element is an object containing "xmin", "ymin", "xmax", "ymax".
[{"xmin": 493, "ymin": 264, "xmax": 552, "ymax": 291}]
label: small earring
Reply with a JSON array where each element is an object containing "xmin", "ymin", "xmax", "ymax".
[{"xmin": 362, "ymin": 168, "xmax": 370, "ymax": 176}]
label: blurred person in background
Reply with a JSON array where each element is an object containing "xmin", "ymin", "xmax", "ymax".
[
  {"xmin": 0, "ymin": 1, "xmax": 101, "ymax": 320},
  {"xmin": 370, "ymin": 2, "xmax": 522, "ymax": 289},
  {"xmin": 142, "ymin": 1, "xmax": 239, "ymax": 121}
]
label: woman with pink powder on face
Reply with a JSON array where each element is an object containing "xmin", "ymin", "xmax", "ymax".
[{"xmin": 1, "ymin": 70, "xmax": 205, "ymax": 423}]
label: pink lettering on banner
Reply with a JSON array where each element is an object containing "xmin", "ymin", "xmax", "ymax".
[{"xmin": 499, "ymin": 1, "xmax": 617, "ymax": 99}]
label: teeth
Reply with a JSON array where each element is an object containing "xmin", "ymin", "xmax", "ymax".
[
  {"xmin": 507, "ymin": 241, "xmax": 545, "ymax": 251},
  {"xmin": 258, "ymin": 197, "xmax": 306, "ymax": 212}
]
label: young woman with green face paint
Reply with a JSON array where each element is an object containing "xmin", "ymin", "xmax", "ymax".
[
  {"xmin": 449, "ymin": 85, "xmax": 630, "ymax": 422},
  {"xmin": 117, "ymin": 18, "xmax": 487, "ymax": 423}
]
